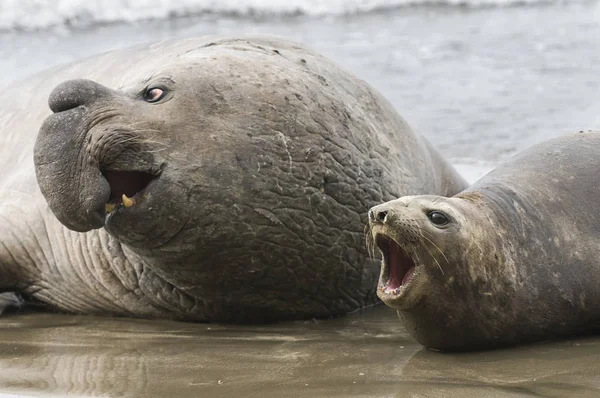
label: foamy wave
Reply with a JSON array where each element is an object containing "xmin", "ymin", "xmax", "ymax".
[{"xmin": 0, "ymin": 0, "xmax": 583, "ymax": 31}]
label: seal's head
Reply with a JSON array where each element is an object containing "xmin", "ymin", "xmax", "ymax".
[
  {"xmin": 368, "ymin": 195, "xmax": 479, "ymax": 310},
  {"xmin": 35, "ymin": 79, "xmax": 170, "ymax": 236},
  {"xmin": 367, "ymin": 193, "xmax": 523, "ymax": 350}
]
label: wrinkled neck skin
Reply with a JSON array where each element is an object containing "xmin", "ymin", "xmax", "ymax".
[
  {"xmin": 0, "ymin": 178, "xmax": 199, "ymax": 319},
  {"xmin": 399, "ymin": 188, "xmax": 600, "ymax": 351}
]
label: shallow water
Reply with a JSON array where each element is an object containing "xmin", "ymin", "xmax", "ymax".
[
  {"xmin": 3, "ymin": 2, "xmax": 600, "ymax": 177},
  {"xmin": 0, "ymin": 307, "xmax": 599, "ymax": 397}
]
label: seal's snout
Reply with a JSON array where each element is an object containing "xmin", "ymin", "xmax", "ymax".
[
  {"xmin": 369, "ymin": 205, "xmax": 390, "ymax": 224},
  {"xmin": 35, "ymin": 78, "xmax": 115, "ymax": 232},
  {"xmin": 48, "ymin": 79, "xmax": 113, "ymax": 113}
]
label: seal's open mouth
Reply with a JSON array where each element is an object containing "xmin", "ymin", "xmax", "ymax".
[
  {"xmin": 375, "ymin": 235, "xmax": 416, "ymax": 293},
  {"xmin": 103, "ymin": 170, "xmax": 156, "ymax": 211}
]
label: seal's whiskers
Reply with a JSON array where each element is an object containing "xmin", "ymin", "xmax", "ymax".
[
  {"xmin": 412, "ymin": 226, "xmax": 448, "ymax": 276},
  {"xmin": 421, "ymin": 238, "xmax": 445, "ymax": 276},
  {"xmin": 420, "ymin": 230, "xmax": 449, "ymax": 264},
  {"xmin": 364, "ymin": 224, "xmax": 376, "ymax": 259}
]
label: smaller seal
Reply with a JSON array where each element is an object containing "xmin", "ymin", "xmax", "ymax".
[{"xmin": 367, "ymin": 131, "xmax": 600, "ymax": 351}]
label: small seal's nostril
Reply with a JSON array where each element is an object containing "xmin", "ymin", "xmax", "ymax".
[{"xmin": 376, "ymin": 210, "xmax": 388, "ymax": 223}]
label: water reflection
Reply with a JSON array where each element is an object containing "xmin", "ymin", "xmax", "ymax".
[{"xmin": 0, "ymin": 307, "xmax": 599, "ymax": 397}]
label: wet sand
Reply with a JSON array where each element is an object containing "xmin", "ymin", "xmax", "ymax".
[{"xmin": 0, "ymin": 306, "xmax": 599, "ymax": 397}]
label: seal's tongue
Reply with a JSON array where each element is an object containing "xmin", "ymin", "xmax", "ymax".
[{"xmin": 386, "ymin": 242, "xmax": 415, "ymax": 291}]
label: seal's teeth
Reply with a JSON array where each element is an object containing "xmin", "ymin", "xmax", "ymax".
[
  {"xmin": 122, "ymin": 194, "xmax": 134, "ymax": 208},
  {"xmin": 105, "ymin": 203, "xmax": 116, "ymax": 213}
]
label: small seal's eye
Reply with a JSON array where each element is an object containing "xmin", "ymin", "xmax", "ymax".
[
  {"xmin": 428, "ymin": 211, "xmax": 449, "ymax": 226},
  {"xmin": 143, "ymin": 87, "xmax": 165, "ymax": 103}
]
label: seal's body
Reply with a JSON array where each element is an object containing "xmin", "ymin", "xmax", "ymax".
[
  {"xmin": 369, "ymin": 132, "xmax": 600, "ymax": 350},
  {"xmin": 0, "ymin": 35, "xmax": 466, "ymax": 322}
]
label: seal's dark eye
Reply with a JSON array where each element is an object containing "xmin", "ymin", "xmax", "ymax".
[
  {"xmin": 144, "ymin": 87, "xmax": 165, "ymax": 103},
  {"xmin": 428, "ymin": 211, "xmax": 449, "ymax": 226}
]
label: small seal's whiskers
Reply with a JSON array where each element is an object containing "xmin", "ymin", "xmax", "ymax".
[
  {"xmin": 414, "ymin": 226, "xmax": 448, "ymax": 276},
  {"xmin": 364, "ymin": 224, "xmax": 376, "ymax": 259},
  {"xmin": 420, "ymin": 237, "xmax": 444, "ymax": 275},
  {"xmin": 419, "ymin": 229, "xmax": 450, "ymax": 264}
]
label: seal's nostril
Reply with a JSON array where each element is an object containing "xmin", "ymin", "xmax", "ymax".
[{"xmin": 376, "ymin": 210, "xmax": 388, "ymax": 223}]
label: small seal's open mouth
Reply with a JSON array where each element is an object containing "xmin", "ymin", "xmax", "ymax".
[
  {"xmin": 103, "ymin": 170, "xmax": 156, "ymax": 212},
  {"xmin": 375, "ymin": 235, "xmax": 416, "ymax": 293}
]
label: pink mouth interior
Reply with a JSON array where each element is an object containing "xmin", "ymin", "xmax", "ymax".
[{"xmin": 378, "ymin": 237, "xmax": 415, "ymax": 291}]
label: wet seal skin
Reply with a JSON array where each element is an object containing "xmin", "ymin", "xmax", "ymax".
[
  {"xmin": 0, "ymin": 35, "xmax": 467, "ymax": 323},
  {"xmin": 367, "ymin": 131, "xmax": 600, "ymax": 351}
]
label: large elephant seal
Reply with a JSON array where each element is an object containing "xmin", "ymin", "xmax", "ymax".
[
  {"xmin": 0, "ymin": 35, "xmax": 466, "ymax": 322},
  {"xmin": 367, "ymin": 131, "xmax": 600, "ymax": 350}
]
